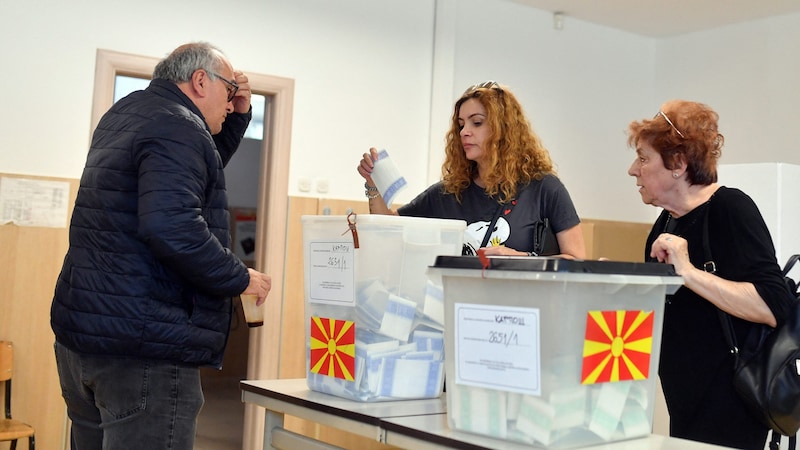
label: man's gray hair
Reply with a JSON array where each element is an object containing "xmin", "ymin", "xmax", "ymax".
[{"xmin": 153, "ymin": 42, "xmax": 226, "ymax": 83}]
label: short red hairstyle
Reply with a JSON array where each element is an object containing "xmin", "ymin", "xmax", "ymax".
[{"xmin": 628, "ymin": 100, "xmax": 723, "ymax": 186}]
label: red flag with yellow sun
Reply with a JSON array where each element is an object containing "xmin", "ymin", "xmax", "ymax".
[
  {"xmin": 581, "ymin": 310, "xmax": 654, "ymax": 384},
  {"xmin": 310, "ymin": 316, "xmax": 356, "ymax": 381}
]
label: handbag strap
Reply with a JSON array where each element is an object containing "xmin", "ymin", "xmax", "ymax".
[
  {"xmin": 480, "ymin": 202, "xmax": 506, "ymax": 249},
  {"xmin": 702, "ymin": 207, "xmax": 798, "ymax": 444},
  {"xmin": 532, "ymin": 218, "xmax": 551, "ymax": 257},
  {"xmin": 698, "ymin": 204, "xmax": 741, "ymax": 354},
  {"xmin": 768, "ymin": 430, "xmax": 797, "ymax": 450}
]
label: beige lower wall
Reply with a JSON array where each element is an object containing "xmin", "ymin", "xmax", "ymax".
[{"xmin": 0, "ymin": 173, "xmax": 77, "ymax": 450}]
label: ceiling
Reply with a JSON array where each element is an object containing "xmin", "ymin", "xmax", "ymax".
[{"xmin": 512, "ymin": 0, "xmax": 800, "ymax": 37}]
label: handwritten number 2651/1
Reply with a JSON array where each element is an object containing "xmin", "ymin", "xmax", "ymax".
[
  {"xmin": 488, "ymin": 331, "xmax": 518, "ymax": 347},
  {"xmin": 327, "ymin": 257, "xmax": 347, "ymax": 271}
]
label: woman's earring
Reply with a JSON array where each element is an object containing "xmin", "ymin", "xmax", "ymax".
[{"xmin": 673, "ymin": 172, "xmax": 679, "ymax": 178}]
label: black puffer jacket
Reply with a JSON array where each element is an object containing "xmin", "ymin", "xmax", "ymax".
[{"xmin": 51, "ymin": 79, "xmax": 251, "ymax": 367}]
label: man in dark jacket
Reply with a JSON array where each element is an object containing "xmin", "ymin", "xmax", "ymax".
[{"xmin": 51, "ymin": 42, "xmax": 272, "ymax": 450}]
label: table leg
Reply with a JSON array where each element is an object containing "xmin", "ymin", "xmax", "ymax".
[{"xmin": 263, "ymin": 408, "xmax": 285, "ymax": 450}]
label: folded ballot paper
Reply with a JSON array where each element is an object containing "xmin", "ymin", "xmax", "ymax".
[
  {"xmin": 307, "ymin": 323, "xmax": 445, "ymax": 401},
  {"xmin": 307, "ymin": 279, "xmax": 447, "ymax": 401},
  {"xmin": 451, "ymin": 373, "xmax": 653, "ymax": 447},
  {"xmin": 370, "ymin": 149, "xmax": 407, "ymax": 208},
  {"xmin": 302, "ymin": 214, "xmax": 466, "ymax": 402}
]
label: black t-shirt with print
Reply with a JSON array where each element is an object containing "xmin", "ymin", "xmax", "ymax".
[{"xmin": 398, "ymin": 174, "xmax": 580, "ymax": 255}]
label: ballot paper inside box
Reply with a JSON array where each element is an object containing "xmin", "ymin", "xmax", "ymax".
[
  {"xmin": 429, "ymin": 256, "xmax": 683, "ymax": 449},
  {"xmin": 301, "ymin": 214, "xmax": 466, "ymax": 402}
]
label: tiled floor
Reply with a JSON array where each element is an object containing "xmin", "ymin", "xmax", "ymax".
[{"xmin": 195, "ymin": 376, "xmax": 244, "ymax": 450}]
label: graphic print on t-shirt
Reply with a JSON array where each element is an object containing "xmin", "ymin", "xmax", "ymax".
[{"xmin": 463, "ymin": 217, "xmax": 511, "ymax": 255}]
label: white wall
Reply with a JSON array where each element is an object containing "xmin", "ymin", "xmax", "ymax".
[
  {"xmin": 656, "ymin": 13, "xmax": 800, "ymax": 168},
  {"xmin": 719, "ymin": 163, "xmax": 800, "ymax": 266},
  {"xmin": 0, "ymin": 0, "xmax": 436, "ymax": 202},
  {"xmin": 448, "ymin": 0, "xmax": 656, "ymax": 223},
  {"xmin": 1, "ymin": 0, "xmax": 799, "ymax": 225}
]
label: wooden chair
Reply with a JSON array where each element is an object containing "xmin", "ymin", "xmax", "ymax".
[{"xmin": 0, "ymin": 341, "xmax": 35, "ymax": 449}]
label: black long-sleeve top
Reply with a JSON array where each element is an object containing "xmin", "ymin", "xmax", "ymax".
[{"xmin": 646, "ymin": 186, "xmax": 793, "ymax": 449}]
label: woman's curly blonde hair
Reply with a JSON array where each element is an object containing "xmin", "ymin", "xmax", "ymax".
[{"xmin": 441, "ymin": 82, "xmax": 554, "ymax": 204}]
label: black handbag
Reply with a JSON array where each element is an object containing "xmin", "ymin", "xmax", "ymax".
[
  {"xmin": 700, "ymin": 209, "xmax": 800, "ymax": 448},
  {"xmin": 533, "ymin": 217, "xmax": 560, "ymax": 256}
]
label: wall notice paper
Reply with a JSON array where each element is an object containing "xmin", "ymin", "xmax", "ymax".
[
  {"xmin": 308, "ymin": 240, "xmax": 356, "ymax": 306},
  {"xmin": 371, "ymin": 149, "xmax": 407, "ymax": 208},
  {"xmin": 0, "ymin": 177, "xmax": 70, "ymax": 228},
  {"xmin": 454, "ymin": 302, "xmax": 541, "ymax": 396}
]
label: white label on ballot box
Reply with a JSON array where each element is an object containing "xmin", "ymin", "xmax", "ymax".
[
  {"xmin": 308, "ymin": 240, "xmax": 355, "ymax": 306},
  {"xmin": 454, "ymin": 302, "xmax": 541, "ymax": 395}
]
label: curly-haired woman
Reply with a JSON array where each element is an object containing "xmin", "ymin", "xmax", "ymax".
[{"xmin": 357, "ymin": 81, "xmax": 585, "ymax": 259}]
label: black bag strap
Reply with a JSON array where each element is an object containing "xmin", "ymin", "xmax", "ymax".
[
  {"xmin": 782, "ymin": 254, "xmax": 800, "ymax": 278},
  {"xmin": 770, "ymin": 431, "xmax": 781, "ymax": 450},
  {"xmin": 703, "ymin": 203, "xmax": 799, "ymax": 446},
  {"xmin": 782, "ymin": 255, "xmax": 800, "ymax": 299},
  {"xmin": 480, "ymin": 202, "xmax": 506, "ymax": 249},
  {"xmin": 532, "ymin": 218, "xmax": 551, "ymax": 257},
  {"xmin": 698, "ymin": 205, "xmax": 741, "ymax": 355},
  {"xmin": 769, "ymin": 431, "xmax": 797, "ymax": 450}
]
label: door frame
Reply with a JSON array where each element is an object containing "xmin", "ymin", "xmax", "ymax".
[{"xmin": 91, "ymin": 48, "xmax": 293, "ymax": 450}]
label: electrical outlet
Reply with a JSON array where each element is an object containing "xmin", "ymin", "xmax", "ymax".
[
  {"xmin": 298, "ymin": 177, "xmax": 312, "ymax": 192},
  {"xmin": 316, "ymin": 178, "xmax": 329, "ymax": 194}
]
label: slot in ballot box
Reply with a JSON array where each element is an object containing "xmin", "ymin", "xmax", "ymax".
[
  {"xmin": 429, "ymin": 256, "xmax": 682, "ymax": 448},
  {"xmin": 302, "ymin": 214, "xmax": 466, "ymax": 402}
]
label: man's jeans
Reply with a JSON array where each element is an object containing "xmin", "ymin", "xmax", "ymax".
[{"xmin": 54, "ymin": 341, "xmax": 204, "ymax": 450}]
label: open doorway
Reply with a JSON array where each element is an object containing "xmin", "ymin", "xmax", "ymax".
[{"xmin": 90, "ymin": 49, "xmax": 294, "ymax": 450}]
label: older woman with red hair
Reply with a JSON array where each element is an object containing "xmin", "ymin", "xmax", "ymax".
[{"xmin": 628, "ymin": 100, "xmax": 792, "ymax": 448}]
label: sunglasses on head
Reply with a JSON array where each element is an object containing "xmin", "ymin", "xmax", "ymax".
[
  {"xmin": 463, "ymin": 80, "xmax": 502, "ymax": 95},
  {"xmin": 655, "ymin": 110, "xmax": 685, "ymax": 138}
]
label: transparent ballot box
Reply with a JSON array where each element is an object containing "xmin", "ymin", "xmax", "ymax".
[
  {"xmin": 302, "ymin": 214, "xmax": 466, "ymax": 401},
  {"xmin": 429, "ymin": 256, "xmax": 682, "ymax": 448}
]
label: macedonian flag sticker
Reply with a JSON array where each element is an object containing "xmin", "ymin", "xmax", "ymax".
[
  {"xmin": 310, "ymin": 316, "xmax": 356, "ymax": 381},
  {"xmin": 581, "ymin": 310, "xmax": 654, "ymax": 384}
]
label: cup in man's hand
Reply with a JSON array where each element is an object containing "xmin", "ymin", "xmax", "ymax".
[{"xmin": 239, "ymin": 294, "xmax": 264, "ymax": 328}]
